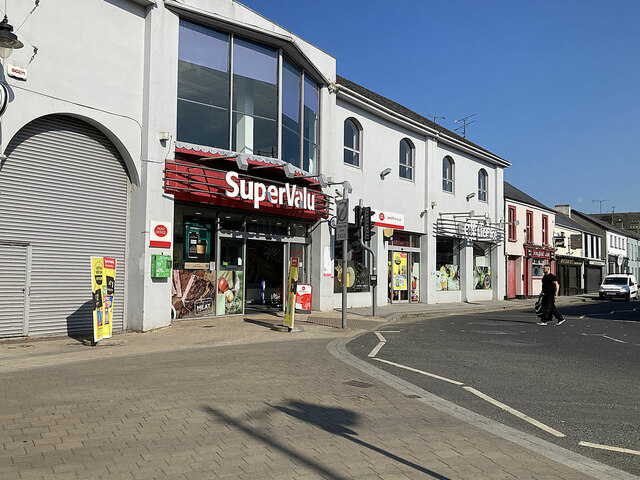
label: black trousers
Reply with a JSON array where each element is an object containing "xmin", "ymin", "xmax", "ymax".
[{"xmin": 542, "ymin": 300, "xmax": 564, "ymax": 323}]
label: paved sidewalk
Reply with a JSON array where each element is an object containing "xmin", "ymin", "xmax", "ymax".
[
  {"xmin": 2, "ymin": 295, "xmax": 629, "ymax": 480},
  {"xmin": 1, "ymin": 336, "xmax": 628, "ymax": 480}
]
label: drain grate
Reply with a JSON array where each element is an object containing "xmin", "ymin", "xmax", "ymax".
[{"xmin": 343, "ymin": 380, "xmax": 374, "ymax": 388}]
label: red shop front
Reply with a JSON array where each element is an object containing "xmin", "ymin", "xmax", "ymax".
[
  {"xmin": 523, "ymin": 245, "xmax": 556, "ymax": 297},
  {"xmin": 164, "ymin": 146, "xmax": 329, "ymax": 319}
]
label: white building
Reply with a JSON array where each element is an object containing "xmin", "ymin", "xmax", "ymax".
[{"xmin": 0, "ymin": 0, "xmax": 510, "ymax": 338}]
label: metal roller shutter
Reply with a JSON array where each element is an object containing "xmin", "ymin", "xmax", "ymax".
[
  {"xmin": 0, "ymin": 115, "xmax": 129, "ymax": 337},
  {"xmin": 585, "ymin": 266, "xmax": 602, "ymax": 293},
  {"xmin": 0, "ymin": 243, "xmax": 29, "ymax": 336}
]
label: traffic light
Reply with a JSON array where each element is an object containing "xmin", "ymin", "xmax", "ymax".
[
  {"xmin": 353, "ymin": 205, "xmax": 362, "ymax": 230},
  {"xmin": 362, "ymin": 206, "xmax": 376, "ymax": 241}
]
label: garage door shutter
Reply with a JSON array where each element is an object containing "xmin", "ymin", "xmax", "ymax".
[
  {"xmin": 585, "ymin": 266, "xmax": 602, "ymax": 293},
  {"xmin": 0, "ymin": 115, "xmax": 129, "ymax": 337}
]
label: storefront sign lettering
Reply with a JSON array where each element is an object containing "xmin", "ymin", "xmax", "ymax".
[{"xmin": 225, "ymin": 171, "xmax": 315, "ymax": 211}]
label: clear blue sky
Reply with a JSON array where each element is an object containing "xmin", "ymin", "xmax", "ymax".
[{"xmin": 240, "ymin": 0, "xmax": 639, "ymax": 214}]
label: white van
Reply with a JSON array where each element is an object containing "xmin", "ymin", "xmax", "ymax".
[{"xmin": 598, "ymin": 274, "xmax": 638, "ymax": 301}]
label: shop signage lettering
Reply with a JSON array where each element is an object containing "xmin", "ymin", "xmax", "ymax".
[
  {"xmin": 528, "ymin": 249, "xmax": 551, "ymax": 259},
  {"xmin": 225, "ymin": 171, "xmax": 315, "ymax": 211}
]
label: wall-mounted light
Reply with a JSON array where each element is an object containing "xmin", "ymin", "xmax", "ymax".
[
  {"xmin": 158, "ymin": 131, "xmax": 170, "ymax": 142},
  {"xmin": 0, "ymin": 15, "xmax": 23, "ymax": 60},
  {"xmin": 466, "ymin": 192, "xmax": 476, "ymax": 201},
  {"xmin": 380, "ymin": 168, "xmax": 392, "ymax": 179}
]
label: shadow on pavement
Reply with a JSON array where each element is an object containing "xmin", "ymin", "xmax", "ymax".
[
  {"xmin": 204, "ymin": 401, "xmax": 450, "ymax": 480},
  {"xmin": 272, "ymin": 400, "xmax": 450, "ymax": 479}
]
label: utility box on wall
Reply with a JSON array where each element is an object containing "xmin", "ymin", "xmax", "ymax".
[{"xmin": 151, "ymin": 254, "xmax": 172, "ymax": 278}]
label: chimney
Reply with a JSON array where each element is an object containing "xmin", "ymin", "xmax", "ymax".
[{"xmin": 555, "ymin": 205, "xmax": 571, "ymax": 217}]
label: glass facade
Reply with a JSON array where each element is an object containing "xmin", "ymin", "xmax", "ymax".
[{"xmin": 177, "ymin": 20, "xmax": 320, "ymax": 173}]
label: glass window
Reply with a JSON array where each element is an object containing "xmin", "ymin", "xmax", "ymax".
[
  {"xmin": 508, "ymin": 206, "xmax": 517, "ymax": 241},
  {"xmin": 435, "ymin": 236, "xmax": 460, "ymax": 291},
  {"xmin": 526, "ymin": 211, "xmax": 533, "ymax": 243},
  {"xmin": 399, "ymin": 139, "xmax": 413, "ymax": 180},
  {"xmin": 177, "ymin": 21, "xmax": 230, "ymax": 149},
  {"xmin": 532, "ymin": 260, "xmax": 544, "ymax": 278},
  {"xmin": 334, "ymin": 227, "xmax": 370, "ymax": 293},
  {"xmin": 282, "ymin": 58, "xmax": 301, "ymax": 168},
  {"xmin": 473, "ymin": 241, "xmax": 492, "ymax": 290},
  {"xmin": 478, "ymin": 169, "xmax": 487, "ymax": 202},
  {"xmin": 303, "ymin": 76, "xmax": 320, "ymax": 175},
  {"xmin": 443, "ymin": 157, "xmax": 453, "ymax": 192},
  {"xmin": 232, "ymin": 37, "xmax": 278, "ymax": 158},
  {"xmin": 344, "ymin": 118, "xmax": 361, "ymax": 167}
]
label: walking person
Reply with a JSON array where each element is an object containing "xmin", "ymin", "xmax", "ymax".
[{"xmin": 537, "ymin": 264, "xmax": 565, "ymax": 326}]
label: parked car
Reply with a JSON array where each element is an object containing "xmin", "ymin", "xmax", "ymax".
[{"xmin": 598, "ymin": 274, "xmax": 638, "ymax": 301}]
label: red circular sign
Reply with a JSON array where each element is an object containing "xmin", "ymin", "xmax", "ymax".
[
  {"xmin": 154, "ymin": 225, "xmax": 168, "ymax": 237},
  {"xmin": 379, "ymin": 213, "xmax": 385, "ymax": 221}
]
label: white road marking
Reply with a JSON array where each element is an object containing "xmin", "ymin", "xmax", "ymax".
[
  {"xmin": 373, "ymin": 358, "xmax": 464, "ymax": 385},
  {"xmin": 579, "ymin": 315, "xmax": 586, "ymax": 319},
  {"xmin": 367, "ymin": 332, "xmax": 387, "ymax": 358},
  {"xmin": 377, "ymin": 330, "xmax": 401, "ymax": 333},
  {"xmin": 579, "ymin": 441, "xmax": 640, "ymax": 456},
  {"xmin": 601, "ymin": 335, "xmax": 627, "ymax": 344},
  {"xmin": 463, "ymin": 386, "xmax": 566, "ymax": 438}
]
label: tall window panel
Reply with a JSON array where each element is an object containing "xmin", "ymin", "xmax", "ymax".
[
  {"xmin": 281, "ymin": 58, "xmax": 301, "ymax": 167},
  {"xmin": 478, "ymin": 169, "xmax": 487, "ymax": 201},
  {"xmin": 343, "ymin": 118, "xmax": 361, "ymax": 167},
  {"xmin": 399, "ymin": 139, "xmax": 413, "ymax": 180},
  {"xmin": 177, "ymin": 21, "xmax": 230, "ymax": 148},
  {"xmin": 442, "ymin": 156, "xmax": 454, "ymax": 192},
  {"xmin": 303, "ymin": 77, "xmax": 320, "ymax": 175},
  {"xmin": 232, "ymin": 37, "xmax": 278, "ymax": 158}
]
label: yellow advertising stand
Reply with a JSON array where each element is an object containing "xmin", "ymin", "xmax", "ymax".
[
  {"xmin": 283, "ymin": 257, "xmax": 299, "ymax": 330},
  {"xmin": 393, "ymin": 252, "xmax": 408, "ymax": 291},
  {"xmin": 91, "ymin": 257, "xmax": 116, "ymax": 344}
]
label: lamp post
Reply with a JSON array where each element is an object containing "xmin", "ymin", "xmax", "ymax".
[{"xmin": 327, "ymin": 178, "xmax": 353, "ymax": 328}]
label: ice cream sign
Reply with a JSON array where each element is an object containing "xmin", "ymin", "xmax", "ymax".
[{"xmin": 225, "ymin": 171, "xmax": 317, "ymax": 211}]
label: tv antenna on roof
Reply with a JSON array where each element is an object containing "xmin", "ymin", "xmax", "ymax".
[
  {"xmin": 592, "ymin": 199, "xmax": 608, "ymax": 214},
  {"xmin": 454, "ymin": 114, "xmax": 476, "ymax": 138},
  {"xmin": 425, "ymin": 113, "xmax": 446, "ymax": 125}
]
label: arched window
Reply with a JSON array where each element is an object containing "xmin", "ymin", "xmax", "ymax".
[
  {"xmin": 442, "ymin": 156, "xmax": 454, "ymax": 192},
  {"xmin": 343, "ymin": 118, "xmax": 361, "ymax": 167},
  {"xmin": 478, "ymin": 169, "xmax": 488, "ymax": 201},
  {"xmin": 399, "ymin": 138, "xmax": 414, "ymax": 180}
]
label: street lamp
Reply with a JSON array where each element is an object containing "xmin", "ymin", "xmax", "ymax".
[{"xmin": 0, "ymin": 15, "xmax": 23, "ymax": 60}]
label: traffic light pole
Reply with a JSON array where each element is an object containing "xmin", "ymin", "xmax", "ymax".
[
  {"xmin": 358, "ymin": 199, "xmax": 377, "ymax": 317},
  {"xmin": 341, "ymin": 183, "xmax": 349, "ymax": 329}
]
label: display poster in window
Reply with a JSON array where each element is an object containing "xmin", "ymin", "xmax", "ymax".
[
  {"xmin": 435, "ymin": 265, "xmax": 460, "ymax": 291},
  {"xmin": 184, "ymin": 221, "xmax": 211, "ymax": 268},
  {"xmin": 283, "ymin": 257, "xmax": 299, "ymax": 329},
  {"xmin": 393, "ymin": 252, "xmax": 408, "ymax": 291},
  {"xmin": 90, "ymin": 256, "xmax": 115, "ymax": 343},
  {"xmin": 411, "ymin": 262, "xmax": 420, "ymax": 302},
  {"xmin": 172, "ymin": 270, "xmax": 217, "ymax": 319},
  {"xmin": 216, "ymin": 269, "xmax": 243, "ymax": 315},
  {"xmin": 474, "ymin": 266, "xmax": 492, "ymax": 290}
]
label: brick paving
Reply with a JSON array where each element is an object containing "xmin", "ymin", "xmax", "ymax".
[{"xmin": 0, "ymin": 333, "xmax": 623, "ymax": 480}]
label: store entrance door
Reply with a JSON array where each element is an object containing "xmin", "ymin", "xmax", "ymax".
[{"xmin": 245, "ymin": 240, "xmax": 285, "ymax": 312}]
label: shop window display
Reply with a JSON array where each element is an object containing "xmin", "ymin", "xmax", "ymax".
[
  {"xmin": 473, "ymin": 241, "xmax": 492, "ymax": 290},
  {"xmin": 334, "ymin": 227, "xmax": 370, "ymax": 293},
  {"xmin": 435, "ymin": 236, "xmax": 460, "ymax": 291}
]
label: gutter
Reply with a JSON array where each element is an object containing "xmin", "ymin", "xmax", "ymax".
[{"xmin": 335, "ymin": 83, "xmax": 511, "ymax": 169}]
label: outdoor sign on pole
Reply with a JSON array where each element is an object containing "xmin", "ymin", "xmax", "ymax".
[
  {"xmin": 336, "ymin": 223, "xmax": 348, "ymax": 242},
  {"xmin": 336, "ymin": 199, "xmax": 349, "ymax": 225}
]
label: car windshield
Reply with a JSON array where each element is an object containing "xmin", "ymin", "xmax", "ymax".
[{"xmin": 603, "ymin": 277, "xmax": 627, "ymax": 285}]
